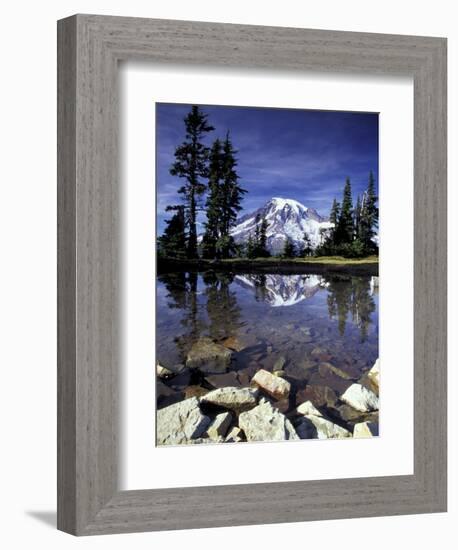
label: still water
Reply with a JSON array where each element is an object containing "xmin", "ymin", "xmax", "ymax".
[{"xmin": 156, "ymin": 270, "xmax": 378, "ymax": 411}]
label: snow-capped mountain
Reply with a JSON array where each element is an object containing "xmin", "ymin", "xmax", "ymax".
[
  {"xmin": 230, "ymin": 197, "xmax": 332, "ymax": 254},
  {"xmin": 235, "ymin": 273, "xmax": 327, "ymax": 307}
]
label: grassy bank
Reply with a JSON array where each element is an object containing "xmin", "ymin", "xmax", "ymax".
[{"xmin": 158, "ymin": 256, "xmax": 379, "ymax": 276}]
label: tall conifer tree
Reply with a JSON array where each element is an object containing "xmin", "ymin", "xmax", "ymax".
[{"xmin": 170, "ymin": 106, "xmax": 214, "ymax": 259}]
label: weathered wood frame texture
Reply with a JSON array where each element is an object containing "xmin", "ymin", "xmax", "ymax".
[{"xmin": 57, "ymin": 14, "xmax": 447, "ymax": 536}]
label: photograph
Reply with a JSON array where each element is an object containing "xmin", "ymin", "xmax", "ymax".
[{"xmin": 155, "ymin": 103, "xmax": 380, "ymax": 445}]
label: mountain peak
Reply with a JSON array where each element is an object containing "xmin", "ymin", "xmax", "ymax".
[{"xmin": 230, "ymin": 197, "xmax": 332, "ymax": 254}]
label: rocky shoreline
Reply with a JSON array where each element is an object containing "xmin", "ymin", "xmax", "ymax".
[{"xmin": 156, "ymin": 335, "xmax": 379, "ymax": 445}]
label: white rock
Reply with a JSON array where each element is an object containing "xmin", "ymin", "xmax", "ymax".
[
  {"xmin": 367, "ymin": 359, "xmax": 380, "ymax": 391},
  {"xmin": 296, "ymin": 416, "xmax": 351, "ymax": 439},
  {"xmin": 156, "ymin": 397, "xmax": 210, "ymax": 446},
  {"xmin": 296, "ymin": 400, "xmax": 322, "ymax": 417},
  {"xmin": 239, "ymin": 399, "xmax": 299, "ymax": 442},
  {"xmin": 200, "ymin": 387, "xmax": 258, "ymax": 412},
  {"xmin": 225, "ymin": 426, "xmax": 243, "ymax": 443},
  {"xmin": 156, "ymin": 362, "xmax": 174, "ymax": 378},
  {"xmin": 206, "ymin": 412, "xmax": 232, "ymax": 440},
  {"xmin": 251, "ymin": 368, "xmax": 291, "ymax": 399},
  {"xmin": 341, "ymin": 383, "xmax": 379, "ymax": 413},
  {"xmin": 353, "ymin": 421, "xmax": 379, "ymax": 438}
]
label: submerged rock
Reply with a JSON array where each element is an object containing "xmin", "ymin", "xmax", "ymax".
[
  {"xmin": 184, "ymin": 385, "xmax": 210, "ymax": 400},
  {"xmin": 251, "ymin": 368, "xmax": 291, "ymax": 400},
  {"xmin": 200, "ymin": 386, "xmax": 258, "ymax": 412},
  {"xmin": 296, "ymin": 385, "xmax": 337, "ymax": 408},
  {"xmin": 239, "ymin": 399, "xmax": 299, "ymax": 442},
  {"xmin": 353, "ymin": 421, "xmax": 379, "ymax": 438},
  {"xmin": 156, "ymin": 397, "xmax": 211, "ymax": 446},
  {"xmin": 318, "ymin": 362, "xmax": 353, "ymax": 380},
  {"xmin": 206, "ymin": 371, "xmax": 241, "ymax": 388},
  {"xmin": 206, "ymin": 412, "xmax": 232, "ymax": 440},
  {"xmin": 186, "ymin": 337, "xmax": 232, "ymax": 374},
  {"xmin": 341, "ymin": 383, "xmax": 379, "ymax": 413},
  {"xmin": 221, "ymin": 335, "xmax": 246, "ymax": 352}
]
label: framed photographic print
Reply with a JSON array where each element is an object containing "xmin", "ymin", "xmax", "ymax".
[{"xmin": 57, "ymin": 14, "xmax": 447, "ymax": 535}]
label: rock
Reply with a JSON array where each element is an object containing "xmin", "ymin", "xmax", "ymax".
[
  {"xmin": 271, "ymin": 397, "xmax": 291, "ymax": 414},
  {"xmin": 206, "ymin": 412, "xmax": 232, "ymax": 440},
  {"xmin": 273, "ymin": 370, "xmax": 286, "ymax": 378},
  {"xmin": 367, "ymin": 359, "xmax": 380, "ymax": 391},
  {"xmin": 239, "ymin": 399, "xmax": 299, "ymax": 442},
  {"xmin": 169, "ymin": 370, "xmax": 192, "ymax": 389},
  {"xmin": 186, "ymin": 337, "xmax": 232, "ymax": 374},
  {"xmin": 353, "ymin": 421, "xmax": 379, "ymax": 438},
  {"xmin": 156, "ymin": 380, "xmax": 184, "ymax": 408},
  {"xmin": 336, "ymin": 405, "xmax": 379, "ymax": 425},
  {"xmin": 341, "ymin": 384, "xmax": 379, "ymax": 413},
  {"xmin": 205, "ymin": 371, "xmax": 241, "ymax": 388},
  {"xmin": 184, "ymin": 385, "xmax": 210, "ymax": 400},
  {"xmin": 156, "ymin": 397, "xmax": 211, "ymax": 445},
  {"xmin": 318, "ymin": 362, "xmax": 353, "ymax": 380},
  {"xmin": 308, "ymin": 370, "xmax": 352, "ymax": 395},
  {"xmin": 200, "ymin": 387, "xmax": 258, "ymax": 412},
  {"xmin": 311, "ymin": 347, "xmax": 332, "ymax": 362},
  {"xmin": 236, "ymin": 367, "xmax": 253, "ymax": 386},
  {"xmin": 296, "ymin": 416, "xmax": 352, "ymax": 439},
  {"xmin": 221, "ymin": 336, "xmax": 246, "ymax": 352},
  {"xmin": 296, "ymin": 385, "xmax": 337, "ymax": 408},
  {"xmin": 156, "ymin": 362, "xmax": 174, "ymax": 378},
  {"xmin": 273, "ymin": 356, "xmax": 286, "ymax": 371},
  {"xmin": 225, "ymin": 426, "xmax": 243, "ymax": 443},
  {"xmin": 251, "ymin": 368, "xmax": 291, "ymax": 400},
  {"xmin": 358, "ymin": 372, "xmax": 378, "ymax": 395},
  {"xmin": 297, "ymin": 400, "xmax": 322, "ymax": 417}
]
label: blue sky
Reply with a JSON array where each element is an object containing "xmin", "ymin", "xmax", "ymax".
[{"xmin": 156, "ymin": 103, "xmax": 378, "ymax": 234}]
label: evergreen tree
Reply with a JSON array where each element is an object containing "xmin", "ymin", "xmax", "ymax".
[
  {"xmin": 329, "ymin": 198, "xmax": 340, "ymax": 244},
  {"xmin": 354, "ymin": 194, "xmax": 362, "ymax": 240},
  {"xmin": 246, "ymin": 233, "xmax": 256, "ymax": 259},
  {"xmin": 217, "ymin": 133, "xmax": 246, "ymax": 258},
  {"xmin": 336, "ymin": 177, "xmax": 354, "ymax": 244},
  {"xmin": 202, "ymin": 139, "xmax": 224, "ymax": 259},
  {"xmin": 359, "ymin": 171, "xmax": 378, "ymax": 253},
  {"xmin": 303, "ymin": 231, "xmax": 313, "ymax": 256},
  {"xmin": 257, "ymin": 215, "xmax": 269, "ymax": 257},
  {"xmin": 158, "ymin": 205, "xmax": 186, "ymax": 259},
  {"xmin": 282, "ymin": 237, "xmax": 296, "ymax": 258},
  {"xmin": 170, "ymin": 106, "xmax": 214, "ymax": 259}
]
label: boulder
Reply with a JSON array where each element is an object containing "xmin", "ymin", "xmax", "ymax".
[
  {"xmin": 206, "ymin": 412, "xmax": 232, "ymax": 440},
  {"xmin": 186, "ymin": 337, "xmax": 232, "ymax": 374},
  {"xmin": 239, "ymin": 399, "xmax": 299, "ymax": 442},
  {"xmin": 353, "ymin": 421, "xmax": 379, "ymax": 438},
  {"xmin": 156, "ymin": 397, "xmax": 211, "ymax": 446},
  {"xmin": 296, "ymin": 385, "xmax": 337, "ymax": 408},
  {"xmin": 156, "ymin": 380, "xmax": 184, "ymax": 408},
  {"xmin": 367, "ymin": 359, "xmax": 380, "ymax": 391},
  {"xmin": 296, "ymin": 416, "xmax": 352, "ymax": 439},
  {"xmin": 184, "ymin": 385, "xmax": 210, "ymax": 400},
  {"xmin": 251, "ymin": 369, "xmax": 291, "ymax": 400},
  {"xmin": 296, "ymin": 400, "xmax": 322, "ymax": 417},
  {"xmin": 205, "ymin": 371, "xmax": 241, "ymax": 388},
  {"xmin": 200, "ymin": 387, "xmax": 258, "ymax": 412},
  {"xmin": 341, "ymin": 383, "xmax": 379, "ymax": 413}
]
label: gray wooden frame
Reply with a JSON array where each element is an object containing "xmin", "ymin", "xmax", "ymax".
[{"xmin": 57, "ymin": 14, "xmax": 447, "ymax": 536}]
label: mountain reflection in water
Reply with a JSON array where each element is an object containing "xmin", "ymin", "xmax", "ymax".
[{"xmin": 156, "ymin": 271, "xmax": 378, "ymax": 380}]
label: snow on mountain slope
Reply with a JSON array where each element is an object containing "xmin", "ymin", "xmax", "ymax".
[{"xmin": 230, "ymin": 197, "xmax": 332, "ymax": 254}]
